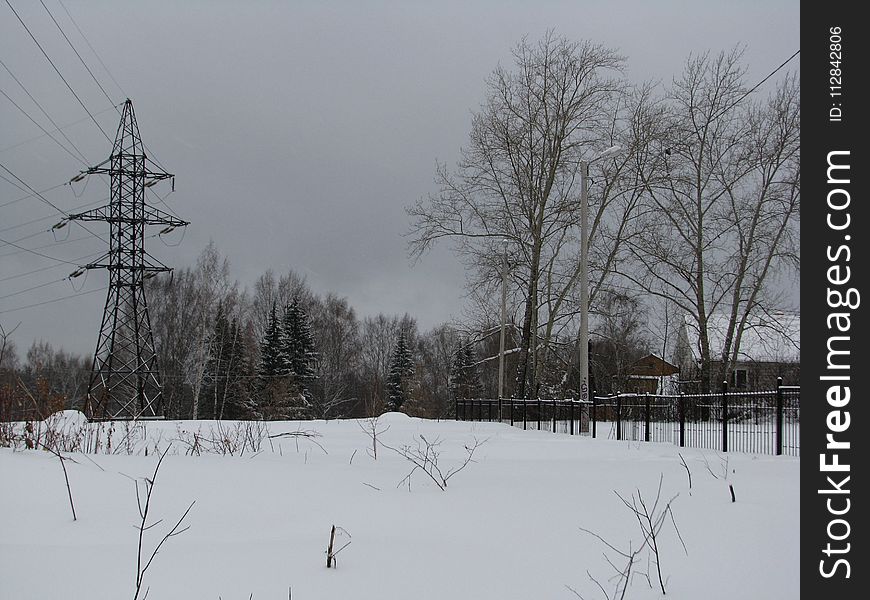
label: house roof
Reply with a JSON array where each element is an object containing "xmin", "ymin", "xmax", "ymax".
[
  {"xmin": 681, "ymin": 312, "xmax": 800, "ymax": 363},
  {"xmin": 630, "ymin": 354, "xmax": 680, "ymax": 377}
]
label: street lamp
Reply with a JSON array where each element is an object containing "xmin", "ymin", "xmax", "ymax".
[
  {"xmin": 579, "ymin": 145, "xmax": 623, "ymax": 403},
  {"xmin": 498, "ymin": 238, "xmax": 509, "ymax": 401}
]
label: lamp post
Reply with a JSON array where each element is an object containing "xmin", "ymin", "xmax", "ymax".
[
  {"xmin": 498, "ymin": 238, "xmax": 509, "ymax": 401},
  {"xmin": 579, "ymin": 145, "xmax": 623, "ymax": 403}
]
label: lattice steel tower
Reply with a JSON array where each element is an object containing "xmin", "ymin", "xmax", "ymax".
[{"xmin": 68, "ymin": 99, "xmax": 188, "ymax": 420}]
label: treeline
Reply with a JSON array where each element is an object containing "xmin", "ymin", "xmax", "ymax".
[
  {"xmin": 0, "ymin": 241, "xmax": 654, "ymax": 422},
  {"xmin": 0, "ymin": 243, "xmax": 499, "ymax": 421}
]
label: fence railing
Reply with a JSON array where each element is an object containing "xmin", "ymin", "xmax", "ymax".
[{"xmin": 455, "ymin": 379, "xmax": 799, "ymax": 457}]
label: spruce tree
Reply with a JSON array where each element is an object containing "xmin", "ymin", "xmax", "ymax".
[
  {"xmin": 449, "ymin": 338, "xmax": 481, "ymax": 400},
  {"xmin": 280, "ymin": 297, "xmax": 316, "ymax": 419},
  {"xmin": 386, "ymin": 330, "xmax": 414, "ymax": 411},
  {"xmin": 258, "ymin": 302, "xmax": 294, "ymax": 419},
  {"xmin": 282, "ymin": 297, "xmax": 318, "ymax": 395}
]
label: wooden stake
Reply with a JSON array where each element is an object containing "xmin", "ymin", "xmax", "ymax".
[{"xmin": 326, "ymin": 525, "xmax": 336, "ymax": 568}]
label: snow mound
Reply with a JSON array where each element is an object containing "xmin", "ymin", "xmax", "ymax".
[
  {"xmin": 45, "ymin": 409, "xmax": 88, "ymax": 428},
  {"xmin": 377, "ymin": 411, "xmax": 412, "ymax": 424}
]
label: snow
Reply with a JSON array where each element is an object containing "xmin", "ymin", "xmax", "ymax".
[{"xmin": 0, "ymin": 414, "xmax": 798, "ymax": 599}]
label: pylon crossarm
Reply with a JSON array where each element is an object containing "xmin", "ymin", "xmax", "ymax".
[
  {"xmin": 68, "ymin": 204, "xmax": 188, "ymax": 227},
  {"xmin": 84, "ymin": 167, "xmax": 173, "ymax": 180},
  {"xmin": 142, "ymin": 205, "xmax": 189, "ymax": 227}
]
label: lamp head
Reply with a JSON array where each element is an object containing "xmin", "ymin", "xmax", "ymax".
[{"xmin": 597, "ymin": 145, "xmax": 624, "ymax": 160}]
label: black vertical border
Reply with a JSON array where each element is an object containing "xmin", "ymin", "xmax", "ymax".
[{"xmin": 802, "ymin": 4, "xmax": 867, "ymax": 596}]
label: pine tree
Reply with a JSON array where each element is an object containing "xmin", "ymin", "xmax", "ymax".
[
  {"xmin": 449, "ymin": 338, "xmax": 481, "ymax": 400},
  {"xmin": 386, "ymin": 330, "xmax": 414, "ymax": 412}
]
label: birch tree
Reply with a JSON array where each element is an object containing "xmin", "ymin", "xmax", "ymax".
[
  {"xmin": 409, "ymin": 32, "xmax": 628, "ymax": 398},
  {"xmin": 622, "ymin": 49, "xmax": 800, "ymax": 390}
]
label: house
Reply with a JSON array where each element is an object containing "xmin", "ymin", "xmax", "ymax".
[
  {"xmin": 674, "ymin": 312, "xmax": 800, "ymax": 391},
  {"xmin": 625, "ymin": 354, "xmax": 680, "ymax": 394}
]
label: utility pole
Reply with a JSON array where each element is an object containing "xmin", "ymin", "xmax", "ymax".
[
  {"xmin": 579, "ymin": 161, "xmax": 590, "ymax": 403},
  {"xmin": 498, "ymin": 239, "xmax": 508, "ymax": 400},
  {"xmin": 67, "ymin": 99, "xmax": 188, "ymax": 420}
]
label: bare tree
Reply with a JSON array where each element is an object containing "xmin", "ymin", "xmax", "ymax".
[
  {"xmin": 249, "ymin": 269, "xmax": 310, "ymax": 342},
  {"xmin": 621, "ymin": 49, "xmax": 800, "ymax": 390},
  {"xmin": 0, "ymin": 321, "xmax": 19, "ymax": 371},
  {"xmin": 359, "ymin": 313, "xmax": 417, "ymax": 415},
  {"xmin": 589, "ymin": 291, "xmax": 650, "ymax": 394},
  {"xmin": 147, "ymin": 242, "xmax": 239, "ymax": 418},
  {"xmin": 409, "ymin": 32, "xmax": 650, "ymax": 398},
  {"xmin": 187, "ymin": 242, "xmax": 238, "ymax": 419},
  {"xmin": 309, "ymin": 294, "xmax": 361, "ymax": 418}
]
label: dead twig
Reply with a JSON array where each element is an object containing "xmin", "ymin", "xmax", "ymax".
[
  {"xmin": 133, "ymin": 447, "xmax": 195, "ymax": 600},
  {"xmin": 358, "ymin": 416, "xmax": 390, "ymax": 460},
  {"xmin": 678, "ymin": 453, "xmax": 692, "ymax": 493},
  {"xmin": 382, "ymin": 434, "xmax": 485, "ymax": 491},
  {"xmin": 269, "ymin": 428, "xmax": 328, "ymax": 455}
]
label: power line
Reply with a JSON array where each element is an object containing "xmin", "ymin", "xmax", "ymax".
[
  {"xmin": 0, "ymin": 228, "xmax": 52, "ymax": 249},
  {"xmin": 0, "ymin": 195, "xmax": 107, "ymax": 234},
  {"xmin": 0, "ymin": 86, "xmax": 84, "ymax": 164},
  {"xmin": 4, "ymin": 0, "xmax": 112, "ymax": 143},
  {"xmin": 0, "ymin": 276, "xmax": 69, "ymax": 301},
  {"xmin": 0, "ymin": 103, "xmax": 118, "ymax": 155},
  {"xmin": 0, "ymin": 180, "xmax": 68, "ymax": 209},
  {"xmin": 0, "ymin": 284, "xmax": 106, "ymax": 315},
  {"xmin": 39, "ymin": 0, "xmax": 117, "ymax": 110},
  {"xmin": 675, "ymin": 49, "xmax": 800, "ymax": 149},
  {"xmin": 0, "ymin": 58, "xmax": 93, "ymax": 164},
  {"xmin": 0, "ymin": 161, "xmax": 108, "ymax": 244},
  {"xmin": 0, "ymin": 250, "xmax": 102, "ymax": 283},
  {"xmin": 56, "ymin": 0, "xmax": 126, "ymax": 98},
  {"xmin": 0, "ymin": 235, "xmax": 94, "ymax": 259},
  {"xmin": 0, "ymin": 232, "xmax": 84, "ymax": 265}
]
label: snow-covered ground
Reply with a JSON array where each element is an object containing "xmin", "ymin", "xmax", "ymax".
[{"xmin": 0, "ymin": 412, "xmax": 798, "ymax": 599}]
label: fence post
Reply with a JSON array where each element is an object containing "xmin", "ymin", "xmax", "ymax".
[
  {"xmin": 537, "ymin": 398, "xmax": 542, "ymax": 431},
  {"xmin": 592, "ymin": 392, "xmax": 597, "ymax": 438},
  {"xmin": 679, "ymin": 392, "xmax": 685, "ymax": 448},
  {"xmin": 776, "ymin": 376, "xmax": 784, "ymax": 456},
  {"xmin": 570, "ymin": 400, "xmax": 575, "ymax": 436},
  {"xmin": 510, "ymin": 398, "xmax": 514, "ymax": 427},
  {"xmin": 498, "ymin": 397, "xmax": 503, "ymax": 423},
  {"xmin": 616, "ymin": 392, "xmax": 622, "ymax": 441},
  {"xmin": 722, "ymin": 380, "xmax": 729, "ymax": 453},
  {"xmin": 644, "ymin": 392, "xmax": 651, "ymax": 442},
  {"xmin": 523, "ymin": 399, "xmax": 527, "ymax": 430},
  {"xmin": 552, "ymin": 399, "xmax": 557, "ymax": 433},
  {"xmin": 455, "ymin": 398, "xmax": 459, "ymax": 421},
  {"xmin": 488, "ymin": 400, "xmax": 493, "ymax": 422}
]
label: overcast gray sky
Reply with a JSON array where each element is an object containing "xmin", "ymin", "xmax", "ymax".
[{"xmin": 0, "ymin": 0, "xmax": 799, "ymax": 356}]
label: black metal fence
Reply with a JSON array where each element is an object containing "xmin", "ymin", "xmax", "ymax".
[{"xmin": 455, "ymin": 379, "xmax": 799, "ymax": 457}]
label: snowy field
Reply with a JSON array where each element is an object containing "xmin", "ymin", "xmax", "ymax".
[{"xmin": 0, "ymin": 412, "xmax": 799, "ymax": 600}]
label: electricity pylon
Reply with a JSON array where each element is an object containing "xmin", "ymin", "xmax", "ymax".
[{"xmin": 67, "ymin": 99, "xmax": 188, "ymax": 420}]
